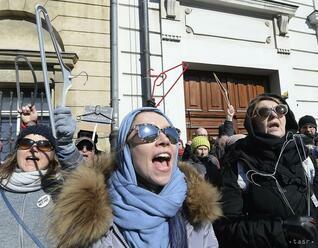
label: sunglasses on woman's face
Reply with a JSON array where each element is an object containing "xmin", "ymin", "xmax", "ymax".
[
  {"xmin": 129, "ymin": 123, "xmax": 179, "ymax": 144},
  {"xmin": 255, "ymin": 104, "xmax": 288, "ymax": 118},
  {"xmin": 77, "ymin": 141, "xmax": 94, "ymax": 151},
  {"xmin": 18, "ymin": 138, "xmax": 54, "ymax": 152}
]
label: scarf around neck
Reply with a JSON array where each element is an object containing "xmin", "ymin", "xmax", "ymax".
[
  {"xmin": 0, "ymin": 168, "xmax": 46, "ymax": 193},
  {"xmin": 109, "ymin": 107, "xmax": 187, "ymax": 248},
  {"xmin": 226, "ymin": 130, "xmax": 309, "ymax": 190}
]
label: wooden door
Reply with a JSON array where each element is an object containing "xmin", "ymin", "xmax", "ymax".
[{"xmin": 184, "ymin": 70, "xmax": 269, "ymax": 141}]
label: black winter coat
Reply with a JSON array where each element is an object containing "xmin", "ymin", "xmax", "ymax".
[
  {"xmin": 214, "ymin": 94, "xmax": 318, "ymax": 248},
  {"xmin": 188, "ymin": 154, "xmax": 221, "ymax": 188}
]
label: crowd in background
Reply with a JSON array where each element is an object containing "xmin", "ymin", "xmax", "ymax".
[{"xmin": 1, "ymin": 93, "xmax": 318, "ymax": 248}]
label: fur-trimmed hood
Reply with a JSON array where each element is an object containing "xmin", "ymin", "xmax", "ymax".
[{"xmin": 50, "ymin": 154, "xmax": 222, "ymax": 248}]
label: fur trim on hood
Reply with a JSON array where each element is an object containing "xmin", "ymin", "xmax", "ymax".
[
  {"xmin": 50, "ymin": 154, "xmax": 222, "ymax": 248},
  {"xmin": 179, "ymin": 162, "xmax": 222, "ymax": 225}
]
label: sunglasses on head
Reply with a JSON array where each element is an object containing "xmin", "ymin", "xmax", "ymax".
[
  {"xmin": 129, "ymin": 123, "xmax": 179, "ymax": 144},
  {"xmin": 255, "ymin": 104, "xmax": 288, "ymax": 118},
  {"xmin": 18, "ymin": 138, "xmax": 54, "ymax": 152}
]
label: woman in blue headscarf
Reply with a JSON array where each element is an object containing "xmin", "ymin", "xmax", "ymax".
[{"xmin": 50, "ymin": 107, "xmax": 222, "ymax": 248}]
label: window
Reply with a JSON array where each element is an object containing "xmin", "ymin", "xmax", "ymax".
[{"xmin": 0, "ymin": 88, "xmax": 50, "ymax": 161}]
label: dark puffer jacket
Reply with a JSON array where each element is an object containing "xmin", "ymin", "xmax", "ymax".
[{"xmin": 214, "ymin": 93, "xmax": 318, "ymax": 248}]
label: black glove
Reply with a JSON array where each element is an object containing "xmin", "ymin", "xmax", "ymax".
[
  {"xmin": 146, "ymin": 98, "xmax": 156, "ymax": 107},
  {"xmin": 283, "ymin": 216, "xmax": 318, "ymax": 242}
]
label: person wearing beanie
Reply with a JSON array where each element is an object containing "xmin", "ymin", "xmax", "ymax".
[
  {"xmin": 49, "ymin": 107, "xmax": 221, "ymax": 248},
  {"xmin": 214, "ymin": 94, "xmax": 318, "ymax": 248},
  {"xmin": 0, "ymin": 124, "xmax": 58, "ymax": 247},
  {"xmin": 0, "ymin": 104, "xmax": 79, "ymax": 248},
  {"xmin": 298, "ymin": 115, "xmax": 318, "ymax": 161},
  {"xmin": 191, "ymin": 135, "xmax": 211, "ymax": 154},
  {"xmin": 186, "ymin": 136, "xmax": 221, "ymax": 187},
  {"xmin": 182, "ymin": 127, "xmax": 213, "ymax": 161},
  {"xmin": 18, "ymin": 104, "xmax": 82, "ymax": 170},
  {"xmin": 298, "ymin": 115, "xmax": 317, "ymax": 139},
  {"xmin": 75, "ymin": 130, "xmax": 102, "ymax": 161}
]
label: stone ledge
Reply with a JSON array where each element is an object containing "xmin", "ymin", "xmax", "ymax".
[
  {"xmin": 0, "ymin": 49, "xmax": 78, "ymax": 68},
  {"xmin": 180, "ymin": 0, "xmax": 298, "ymax": 18}
]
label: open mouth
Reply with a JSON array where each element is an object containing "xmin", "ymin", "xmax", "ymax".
[
  {"xmin": 152, "ymin": 153, "xmax": 171, "ymax": 163},
  {"xmin": 268, "ymin": 122, "xmax": 280, "ymax": 129},
  {"xmin": 26, "ymin": 156, "xmax": 39, "ymax": 161},
  {"xmin": 152, "ymin": 153, "xmax": 172, "ymax": 172}
]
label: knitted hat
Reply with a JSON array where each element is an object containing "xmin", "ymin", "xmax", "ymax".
[
  {"xmin": 191, "ymin": 136, "xmax": 210, "ymax": 152},
  {"xmin": 298, "ymin": 115, "xmax": 317, "ymax": 129},
  {"xmin": 16, "ymin": 125, "xmax": 56, "ymax": 149}
]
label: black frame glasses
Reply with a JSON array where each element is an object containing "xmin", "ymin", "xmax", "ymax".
[
  {"xmin": 76, "ymin": 141, "xmax": 94, "ymax": 151},
  {"xmin": 255, "ymin": 104, "xmax": 288, "ymax": 118},
  {"xmin": 17, "ymin": 138, "xmax": 54, "ymax": 152},
  {"xmin": 129, "ymin": 123, "xmax": 179, "ymax": 144}
]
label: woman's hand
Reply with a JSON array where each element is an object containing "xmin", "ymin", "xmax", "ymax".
[
  {"xmin": 54, "ymin": 106, "xmax": 76, "ymax": 144},
  {"xmin": 18, "ymin": 104, "xmax": 38, "ymax": 126},
  {"xmin": 226, "ymin": 105, "xmax": 235, "ymax": 121}
]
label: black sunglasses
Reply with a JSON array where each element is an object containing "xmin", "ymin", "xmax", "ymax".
[
  {"xmin": 76, "ymin": 141, "xmax": 94, "ymax": 151},
  {"xmin": 129, "ymin": 123, "xmax": 179, "ymax": 144},
  {"xmin": 18, "ymin": 138, "xmax": 54, "ymax": 152},
  {"xmin": 255, "ymin": 104, "xmax": 288, "ymax": 118}
]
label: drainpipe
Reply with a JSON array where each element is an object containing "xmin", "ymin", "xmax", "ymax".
[
  {"xmin": 139, "ymin": 0, "xmax": 151, "ymax": 106},
  {"xmin": 110, "ymin": 0, "xmax": 119, "ymax": 151}
]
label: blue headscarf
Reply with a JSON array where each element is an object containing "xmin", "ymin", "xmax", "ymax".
[{"xmin": 109, "ymin": 107, "xmax": 187, "ymax": 248}]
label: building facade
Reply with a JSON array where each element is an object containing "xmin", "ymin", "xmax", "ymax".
[
  {"xmin": 0, "ymin": 0, "xmax": 110, "ymax": 158},
  {"xmin": 1, "ymin": 0, "xmax": 318, "ymax": 157},
  {"xmin": 117, "ymin": 0, "xmax": 318, "ymax": 142}
]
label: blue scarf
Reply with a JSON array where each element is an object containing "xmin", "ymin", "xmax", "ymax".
[{"xmin": 109, "ymin": 107, "xmax": 187, "ymax": 248}]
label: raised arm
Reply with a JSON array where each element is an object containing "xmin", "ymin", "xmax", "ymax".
[
  {"xmin": 54, "ymin": 106, "xmax": 83, "ymax": 170},
  {"xmin": 18, "ymin": 104, "xmax": 38, "ymax": 128}
]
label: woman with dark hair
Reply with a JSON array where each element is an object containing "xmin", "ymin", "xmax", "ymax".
[
  {"xmin": 50, "ymin": 107, "xmax": 222, "ymax": 248},
  {"xmin": 0, "ymin": 106, "xmax": 79, "ymax": 248},
  {"xmin": 215, "ymin": 93, "xmax": 318, "ymax": 248}
]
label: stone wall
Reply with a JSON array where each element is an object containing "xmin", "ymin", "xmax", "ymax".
[{"xmin": 0, "ymin": 0, "xmax": 111, "ymax": 152}]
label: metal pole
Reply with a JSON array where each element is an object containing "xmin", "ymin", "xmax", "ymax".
[
  {"xmin": 9, "ymin": 91, "xmax": 13, "ymax": 154},
  {"xmin": 36, "ymin": 9, "xmax": 56, "ymax": 138},
  {"xmin": 139, "ymin": 0, "xmax": 151, "ymax": 106},
  {"xmin": 40, "ymin": 91, "xmax": 44, "ymax": 121},
  {"xmin": 35, "ymin": 4, "xmax": 73, "ymax": 138},
  {"xmin": 15, "ymin": 55, "xmax": 38, "ymax": 110},
  {"xmin": 110, "ymin": 0, "xmax": 119, "ymax": 151}
]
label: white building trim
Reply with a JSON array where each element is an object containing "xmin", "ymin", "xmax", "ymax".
[{"xmin": 179, "ymin": 0, "xmax": 298, "ymax": 17}]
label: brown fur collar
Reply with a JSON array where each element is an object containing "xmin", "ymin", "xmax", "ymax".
[
  {"xmin": 50, "ymin": 154, "xmax": 222, "ymax": 248},
  {"xmin": 179, "ymin": 162, "xmax": 222, "ymax": 225}
]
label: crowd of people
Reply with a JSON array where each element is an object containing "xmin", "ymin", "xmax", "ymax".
[{"xmin": 0, "ymin": 93, "xmax": 318, "ymax": 248}]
